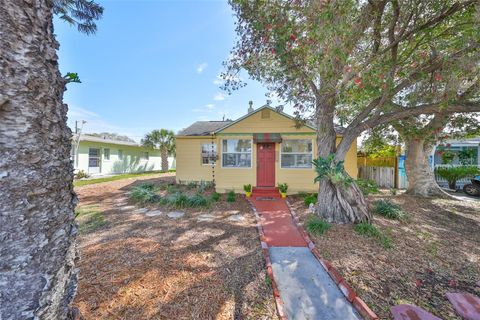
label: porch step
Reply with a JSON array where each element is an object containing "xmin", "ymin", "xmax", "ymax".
[
  {"xmin": 252, "ymin": 187, "xmax": 281, "ymax": 199},
  {"xmin": 253, "ymin": 187, "xmax": 279, "ymax": 193}
]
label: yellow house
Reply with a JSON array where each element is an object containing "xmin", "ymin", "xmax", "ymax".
[{"xmin": 175, "ymin": 105, "xmax": 357, "ymax": 194}]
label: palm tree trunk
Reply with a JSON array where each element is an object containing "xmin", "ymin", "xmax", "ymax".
[
  {"xmin": 161, "ymin": 148, "xmax": 169, "ymax": 172},
  {"xmin": 0, "ymin": 2, "xmax": 78, "ymax": 319}
]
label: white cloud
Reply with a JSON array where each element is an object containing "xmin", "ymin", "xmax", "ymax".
[
  {"xmin": 213, "ymin": 92, "xmax": 226, "ymax": 101},
  {"xmin": 196, "ymin": 62, "xmax": 208, "ymax": 74},
  {"xmin": 213, "ymin": 76, "xmax": 223, "ymax": 85},
  {"xmin": 67, "ymin": 105, "xmax": 139, "ymax": 140},
  {"xmin": 206, "ymin": 104, "xmax": 215, "ymax": 110}
]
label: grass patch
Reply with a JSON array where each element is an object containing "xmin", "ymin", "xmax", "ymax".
[
  {"xmin": 356, "ymin": 179, "xmax": 379, "ymax": 196},
  {"xmin": 354, "ymin": 223, "xmax": 392, "ymax": 249},
  {"xmin": 372, "ymin": 199, "xmax": 406, "ymax": 220},
  {"xmin": 305, "ymin": 215, "xmax": 331, "ymax": 237},
  {"xmin": 74, "ymin": 171, "xmax": 165, "ymax": 187},
  {"xmin": 75, "ymin": 205, "xmax": 106, "ymax": 234}
]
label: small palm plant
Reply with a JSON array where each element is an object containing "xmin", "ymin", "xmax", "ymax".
[
  {"xmin": 243, "ymin": 184, "xmax": 252, "ymax": 197},
  {"xmin": 278, "ymin": 183, "xmax": 288, "ymax": 198}
]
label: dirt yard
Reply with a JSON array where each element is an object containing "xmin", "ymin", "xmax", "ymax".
[
  {"xmin": 291, "ymin": 192, "xmax": 480, "ymax": 320},
  {"xmin": 73, "ymin": 173, "xmax": 276, "ymax": 319}
]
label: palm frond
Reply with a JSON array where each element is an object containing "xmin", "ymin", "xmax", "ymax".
[{"xmin": 52, "ymin": 0, "xmax": 103, "ymax": 35}]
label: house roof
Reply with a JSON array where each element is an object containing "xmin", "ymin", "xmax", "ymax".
[
  {"xmin": 73, "ymin": 134, "xmax": 140, "ymax": 147},
  {"xmin": 177, "ymin": 120, "xmax": 233, "ymax": 136},
  {"xmin": 176, "ymin": 105, "xmax": 346, "ymax": 136}
]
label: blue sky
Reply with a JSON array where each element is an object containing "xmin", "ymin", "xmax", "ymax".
[{"xmin": 54, "ymin": 0, "xmax": 282, "ymax": 141}]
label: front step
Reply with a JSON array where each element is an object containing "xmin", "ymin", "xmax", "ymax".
[{"xmin": 252, "ymin": 187, "xmax": 281, "ymax": 199}]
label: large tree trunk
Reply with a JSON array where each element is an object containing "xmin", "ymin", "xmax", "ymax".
[
  {"xmin": 161, "ymin": 148, "xmax": 169, "ymax": 172},
  {"xmin": 404, "ymin": 137, "xmax": 445, "ymax": 197},
  {"xmin": 0, "ymin": 2, "xmax": 78, "ymax": 320},
  {"xmin": 315, "ymin": 98, "xmax": 371, "ymax": 223}
]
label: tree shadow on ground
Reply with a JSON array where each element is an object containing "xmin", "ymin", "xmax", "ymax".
[{"xmin": 73, "ymin": 175, "xmax": 275, "ymax": 319}]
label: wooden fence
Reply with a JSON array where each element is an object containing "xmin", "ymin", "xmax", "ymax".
[
  {"xmin": 357, "ymin": 156, "xmax": 396, "ymax": 168},
  {"xmin": 358, "ymin": 166, "xmax": 395, "ymax": 188}
]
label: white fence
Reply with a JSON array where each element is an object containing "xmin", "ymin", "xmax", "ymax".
[{"xmin": 358, "ymin": 166, "xmax": 395, "ymax": 188}]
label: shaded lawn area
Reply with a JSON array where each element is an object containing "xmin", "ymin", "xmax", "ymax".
[
  {"xmin": 291, "ymin": 192, "xmax": 480, "ymax": 320},
  {"xmin": 73, "ymin": 170, "xmax": 175, "ymax": 187},
  {"xmin": 73, "ymin": 175, "xmax": 276, "ymax": 319}
]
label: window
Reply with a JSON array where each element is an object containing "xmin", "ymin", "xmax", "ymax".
[
  {"xmin": 142, "ymin": 152, "xmax": 149, "ymax": 160},
  {"xmin": 222, "ymin": 139, "xmax": 252, "ymax": 168},
  {"xmin": 281, "ymin": 139, "xmax": 313, "ymax": 168},
  {"xmin": 201, "ymin": 143, "xmax": 217, "ymax": 165},
  {"xmin": 118, "ymin": 150, "xmax": 123, "ymax": 160},
  {"xmin": 104, "ymin": 148, "xmax": 110, "ymax": 160}
]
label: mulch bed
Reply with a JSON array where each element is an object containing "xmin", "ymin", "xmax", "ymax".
[
  {"xmin": 290, "ymin": 192, "xmax": 480, "ymax": 320},
  {"xmin": 73, "ymin": 174, "xmax": 276, "ymax": 319}
]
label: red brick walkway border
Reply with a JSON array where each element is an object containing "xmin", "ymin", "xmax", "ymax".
[
  {"xmin": 285, "ymin": 200, "xmax": 379, "ymax": 320},
  {"xmin": 247, "ymin": 198, "xmax": 288, "ymax": 320}
]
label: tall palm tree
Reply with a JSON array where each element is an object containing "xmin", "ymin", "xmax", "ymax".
[
  {"xmin": 142, "ymin": 129, "xmax": 176, "ymax": 172},
  {"xmin": 0, "ymin": 1, "xmax": 102, "ymax": 319}
]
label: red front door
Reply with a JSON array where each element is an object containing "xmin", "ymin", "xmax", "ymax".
[{"xmin": 257, "ymin": 143, "xmax": 275, "ymax": 187}]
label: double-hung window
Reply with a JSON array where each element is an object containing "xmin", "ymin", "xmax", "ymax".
[
  {"xmin": 201, "ymin": 143, "xmax": 217, "ymax": 165},
  {"xmin": 222, "ymin": 139, "xmax": 252, "ymax": 168},
  {"xmin": 104, "ymin": 148, "xmax": 110, "ymax": 161},
  {"xmin": 281, "ymin": 139, "xmax": 313, "ymax": 168},
  {"xmin": 118, "ymin": 149, "xmax": 124, "ymax": 160}
]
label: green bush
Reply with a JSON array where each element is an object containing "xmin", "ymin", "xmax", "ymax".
[
  {"xmin": 373, "ymin": 199, "xmax": 405, "ymax": 220},
  {"xmin": 75, "ymin": 170, "xmax": 90, "ymax": 180},
  {"xmin": 354, "ymin": 223, "xmax": 392, "ymax": 249},
  {"xmin": 356, "ymin": 179, "xmax": 379, "ymax": 196},
  {"xmin": 435, "ymin": 166, "xmax": 480, "ymax": 189},
  {"xmin": 227, "ymin": 191, "xmax": 236, "ymax": 202},
  {"xmin": 166, "ymin": 192, "xmax": 189, "ymax": 208},
  {"xmin": 243, "ymin": 184, "xmax": 252, "ymax": 192},
  {"xmin": 306, "ymin": 216, "xmax": 331, "ymax": 237},
  {"xmin": 210, "ymin": 192, "xmax": 221, "ymax": 202},
  {"xmin": 130, "ymin": 184, "xmax": 160, "ymax": 203},
  {"xmin": 188, "ymin": 194, "xmax": 209, "ymax": 207},
  {"xmin": 304, "ymin": 194, "xmax": 317, "ymax": 207}
]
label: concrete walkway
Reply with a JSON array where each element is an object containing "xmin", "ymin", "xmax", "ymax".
[{"xmin": 250, "ymin": 191, "xmax": 360, "ymax": 320}]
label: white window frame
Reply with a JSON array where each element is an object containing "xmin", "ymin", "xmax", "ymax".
[
  {"xmin": 221, "ymin": 139, "xmax": 253, "ymax": 169},
  {"xmin": 201, "ymin": 143, "xmax": 217, "ymax": 166},
  {"xmin": 103, "ymin": 148, "xmax": 110, "ymax": 161},
  {"xmin": 280, "ymin": 139, "xmax": 314, "ymax": 169}
]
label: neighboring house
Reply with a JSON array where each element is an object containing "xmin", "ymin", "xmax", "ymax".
[
  {"xmin": 72, "ymin": 134, "xmax": 175, "ymax": 175},
  {"xmin": 175, "ymin": 105, "xmax": 357, "ymax": 194},
  {"xmin": 432, "ymin": 136, "xmax": 480, "ymax": 188}
]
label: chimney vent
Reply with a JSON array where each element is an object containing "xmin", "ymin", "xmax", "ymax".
[{"xmin": 248, "ymin": 100, "xmax": 254, "ymax": 114}]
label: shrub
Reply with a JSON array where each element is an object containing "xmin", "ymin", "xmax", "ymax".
[
  {"xmin": 243, "ymin": 184, "xmax": 252, "ymax": 192},
  {"xmin": 354, "ymin": 223, "xmax": 392, "ymax": 249},
  {"xmin": 306, "ymin": 216, "xmax": 331, "ymax": 237},
  {"xmin": 304, "ymin": 194, "xmax": 317, "ymax": 207},
  {"xmin": 130, "ymin": 184, "xmax": 160, "ymax": 203},
  {"xmin": 166, "ymin": 192, "xmax": 189, "ymax": 208},
  {"xmin": 75, "ymin": 170, "xmax": 90, "ymax": 180},
  {"xmin": 435, "ymin": 166, "xmax": 480, "ymax": 190},
  {"xmin": 188, "ymin": 194, "xmax": 209, "ymax": 207},
  {"xmin": 210, "ymin": 192, "xmax": 221, "ymax": 202},
  {"xmin": 356, "ymin": 179, "xmax": 379, "ymax": 196},
  {"xmin": 278, "ymin": 183, "xmax": 288, "ymax": 193},
  {"xmin": 227, "ymin": 191, "xmax": 236, "ymax": 202},
  {"xmin": 373, "ymin": 199, "xmax": 405, "ymax": 220}
]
